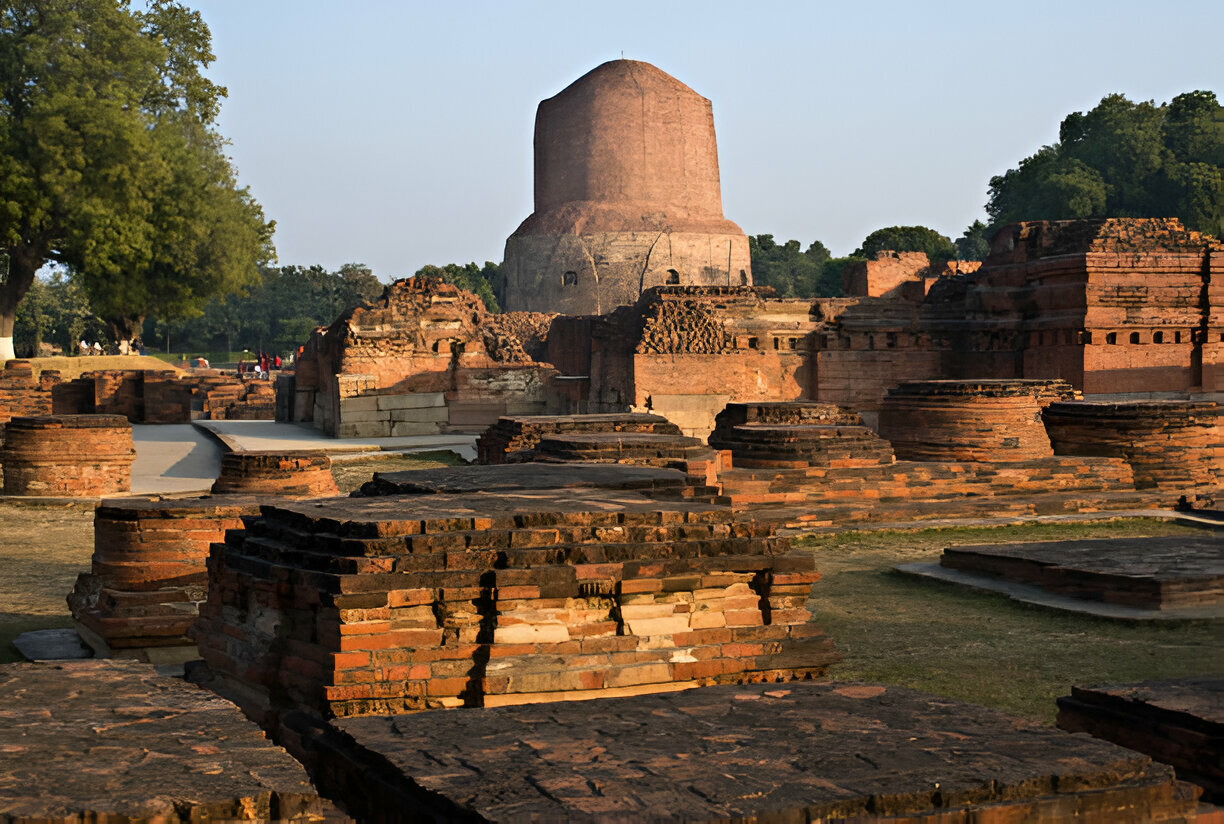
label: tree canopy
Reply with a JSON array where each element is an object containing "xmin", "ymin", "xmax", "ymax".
[
  {"xmin": 748, "ymin": 235, "xmax": 841, "ymax": 297},
  {"xmin": 0, "ymin": 0, "xmax": 273, "ymax": 359},
  {"xmin": 415, "ymin": 262, "xmax": 503, "ymax": 312},
  {"xmin": 987, "ymin": 91, "xmax": 1223, "ymax": 238},
  {"xmin": 853, "ymin": 226, "xmax": 957, "ymax": 264}
]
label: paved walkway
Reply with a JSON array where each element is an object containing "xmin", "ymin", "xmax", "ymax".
[
  {"xmin": 193, "ymin": 420, "xmax": 478, "ymax": 462},
  {"xmin": 130, "ymin": 424, "xmax": 222, "ymax": 496}
]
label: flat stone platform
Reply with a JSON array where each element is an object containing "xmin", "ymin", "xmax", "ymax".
[
  {"xmin": 934, "ymin": 535, "xmax": 1224, "ymax": 611},
  {"xmin": 310, "ymin": 682, "xmax": 1198, "ymax": 822},
  {"xmin": 1059, "ymin": 678, "xmax": 1224, "ymax": 803},
  {"xmin": 356, "ymin": 462, "xmax": 692, "ymax": 496},
  {"xmin": 0, "ymin": 660, "xmax": 343, "ymax": 823}
]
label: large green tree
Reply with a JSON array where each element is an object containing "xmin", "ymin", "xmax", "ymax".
[
  {"xmin": 748, "ymin": 235, "xmax": 838, "ymax": 297},
  {"xmin": 0, "ymin": 0, "xmax": 272, "ymax": 360},
  {"xmin": 987, "ymin": 91, "xmax": 1223, "ymax": 237},
  {"xmin": 416, "ymin": 261, "xmax": 503, "ymax": 311},
  {"xmin": 853, "ymin": 226, "xmax": 957, "ymax": 264}
]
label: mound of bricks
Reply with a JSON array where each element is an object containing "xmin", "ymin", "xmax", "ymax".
[
  {"xmin": 200, "ymin": 375, "xmax": 276, "ymax": 420},
  {"xmin": 0, "ymin": 660, "xmax": 342, "ymax": 823},
  {"xmin": 477, "ymin": 413, "xmax": 684, "ymax": 464},
  {"xmin": 878, "ymin": 379, "xmax": 1077, "ymax": 462},
  {"xmin": 1058, "ymin": 677, "xmax": 1224, "ymax": 803},
  {"xmin": 708, "ymin": 402, "xmax": 895, "ymax": 468},
  {"xmin": 304, "ymin": 682, "xmax": 1199, "ymax": 823},
  {"xmin": 210, "ymin": 451, "xmax": 339, "ymax": 498},
  {"xmin": 1, "ymin": 415, "xmax": 134, "ymax": 496},
  {"xmin": 192, "ymin": 488, "xmax": 838, "ymax": 723},
  {"xmin": 68, "ymin": 496, "xmax": 261, "ymax": 657},
  {"xmin": 939, "ymin": 535, "xmax": 1224, "ymax": 610},
  {"xmin": 1043, "ymin": 400, "xmax": 1224, "ymax": 496}
]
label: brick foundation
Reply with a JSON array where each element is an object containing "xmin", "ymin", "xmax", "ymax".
[
  {"xmin": 1043, "ymin": 400, "xmax": 1224, "ymax": 497},
  {"xmin": 192, "ymin": 487, "xmax": 838, "ymax": 723},
  {"xmin": 210, "ymin": 451, "xmax": 339, "ymax": 498},
  {"xmin": 878, "ymin": 379, "xmax": 1076, "ymax": 462},
  {"xmin": 1, "ymin": 415, "xmax": 134, "ymax": 496}
]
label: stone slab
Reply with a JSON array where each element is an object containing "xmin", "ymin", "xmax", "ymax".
[
  {"xmin": 313, "ymin": 681, "xmax": 1197, "ymax": 822},
  {"xmin": 355, "ymin": 462, "xmax": 688, "ymax": 496},
  {"xmin": 1058, "ymin": 677, "xmax": 1224, "ymax": 802},
  {"xmin": 0, "ymin": 660, "xmax": 343, "ymax": 823},
  {"xmin": 10, "ymin": 629, "xmax": 92, "ymax": 661}
]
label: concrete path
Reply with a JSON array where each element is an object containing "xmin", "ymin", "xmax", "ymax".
[
  {"xmin": 130, "ymin": 423, "xmax": 222, "ymax": 496},
  {"xmin": 192, "ymin": 420, "xmax": 478, "ymax": 462}
]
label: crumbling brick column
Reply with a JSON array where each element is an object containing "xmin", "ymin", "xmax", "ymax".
[
  {"xmin": 1, "ymin": 415, "xmax": 134, "ymax": 496},
  {"xmin": 210, "ymin": 451, "xmax": 339, "ymax": 498}
]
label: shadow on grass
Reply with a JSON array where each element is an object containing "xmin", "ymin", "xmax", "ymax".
[{"xmin": 0, "ymin": 614, "xmax": 76, "ymax": 665}]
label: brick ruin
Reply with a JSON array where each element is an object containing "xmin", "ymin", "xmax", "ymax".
[
  {"xmin": 1, "ymin": 415, "xmax": 135, "ymax": 497},
  {"xmin": 283, "ymin": 277, "xmax": 557, "ymax": 437},
  {"xmin": 192, "ymin": 479, "xmax": 837, "ymax": 724},
  {"xmin": 210, "ymin": 451, "xmax": 340, "ymax": 498},
  {"xmin": 0, "ymin": 363, "xmax": 273, "ymax": 426}
]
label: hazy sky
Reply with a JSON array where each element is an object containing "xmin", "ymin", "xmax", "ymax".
[{"xmin": 190, "ymin": 0, "xmax": 1222, "ymax": 279}]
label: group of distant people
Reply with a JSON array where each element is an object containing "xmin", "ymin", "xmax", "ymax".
[
  {"xmin": 78, "ymin": 340, "xmax": 104, "ymax": 356},
  {"xmin": 237, "ymin": 350, "xmax": 281, "ymax": 379}
]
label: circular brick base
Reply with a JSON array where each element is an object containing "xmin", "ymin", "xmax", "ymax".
[
  {"xmin": 879, "ymin": 379, "xmax": 1076, "ymax": 462},
  {"xmin": 210, "ymin": 451, "xmax": 339, "ymax": 498},
  {"xmin": 1, "ymin": 415, "xmax": 135, "ymax": 496}
]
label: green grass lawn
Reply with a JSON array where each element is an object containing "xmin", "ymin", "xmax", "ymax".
[{"xmin": 799, "ymin": 519, "xmax": 1223, "ymax": 722}]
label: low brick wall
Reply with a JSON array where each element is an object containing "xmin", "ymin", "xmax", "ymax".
[
  {"xmin": 0, "ymin": 361, "xmax": 55, "ymax": 423},
  {"xmin": 192, "ymin": 489, "xmax": 838, "ymax": 723},
  {"xmin": 709, "ymin": 402, "xmax": 894, "ymax": 468},
  {"xmin": 1, "ymin": 415, "xmax": 134, "ymax": 496},
  {"xmin": 878, "ymin": 379, "xmax": 1076, "ymax": 462},
  {"xmin": 210, "ymin": 451, "xmax": 339, "ymax": 498},
  {"xmin": 68, "ymin": 496, "xmax": 261, "ymax": 655},
  {"xmin": 1043, "ymin": 400, "xmax": 1224, "ymax": 495}
]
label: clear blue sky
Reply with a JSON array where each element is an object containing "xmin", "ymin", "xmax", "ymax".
[{"xmin": 190, "ymin": 0, "xmax": 1223, "ymax": 279}]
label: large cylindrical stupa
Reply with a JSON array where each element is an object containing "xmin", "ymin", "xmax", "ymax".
[{"xmin": 502, "ymin": 60, "xmax": 752, "ymax": 314}]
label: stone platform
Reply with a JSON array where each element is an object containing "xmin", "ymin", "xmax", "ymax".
[
  {"xmin": 354, "ymin": 462, "xmax": 694, "ymax": 497},
  {"xmin": 0, "ymin": 660, "xmax": 342, "ymax": 823},
  {"xmin": 1058, "ymin": 678, "xmax": 1224, "ymax": 802},
  {"xmin": 193, "ymin": 489, "xmax": 837, "ymax": 723},
  {"xmin": 304, "ymin": 682, "xmax": 1199, "ymax": 822},
  {"xmin": 938, "ymin": 535, "xmax": 1224, "ymax": 610}
]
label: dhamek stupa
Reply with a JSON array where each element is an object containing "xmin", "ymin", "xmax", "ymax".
[{"xmin": 502, "ymin": 59, "xmax": 752, "ymax": 314}]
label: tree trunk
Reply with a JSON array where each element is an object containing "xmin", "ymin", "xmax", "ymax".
[
  {"xmin": 105, "ymin": 314, "xmax": 146, "ymax": 356},
  {"xmin": 0, "ymin": 244, "xmax": 42, "ymax": 363}
]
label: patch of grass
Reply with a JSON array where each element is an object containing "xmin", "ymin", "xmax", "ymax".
[{"xmin": 802, "ymin": 519, "xmax": 1223, "ymax": 722}]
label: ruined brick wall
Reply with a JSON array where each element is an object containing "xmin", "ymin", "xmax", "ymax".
[
  {"xmin": 290, "ymin": 278, "xmax": 559, "ymax": 436},
  {"xmin": 1, "ymin": 415, "xmax": 134, "ymax": 496},
  {"xmin": 0, "ymin": 361, "xmax": 55, "ymax": 423},
  {"xmin": 503, "ymin": 60, "xmax": 751, "ymax": 314},
  {"xmin": 842, "ymin": 251, "xmax": 931, "ymax": 299},
  {"xmin": 48, "ymin": 369, "xmax": 269, "ymax": 423}
]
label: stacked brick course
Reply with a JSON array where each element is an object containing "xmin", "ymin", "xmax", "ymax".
[
  {"xmin": 878, "ymin": 379, "xmax": 1077, "ymax": 462},
  {"xmin": 198, "ymin": 374, "xmax": 276, "ymax": 420},
  {"xmin": 1, "ymin": 415, "xmax": 134, "ymax": 496},
  {"xmin": 1042, "ymin": 400, "xmax": 1223, "ymax": 497},
  {"xmin": 68, "ymin": 496, "xmax": 261, "ymax": 655},
  {"xmin": 477, "ymin": 413, "xmax": 683, "ymax": 463},
  {"xmin": 193, "ymin": 489, "xmax": 837, "ymax": 722},
  {"xmin": 210, "ymin": 451, "xmax": 339, "ymax": 498}
]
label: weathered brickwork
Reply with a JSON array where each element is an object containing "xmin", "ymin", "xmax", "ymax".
[
  {"xmin": 1058, "ymin": 678, "xmax": 1224, "ymax": 802},
  {"xmin": 0, "ymin": 361, "xmax": 55, "ymax": 423},
  {"xmin": 68, "ymin": 496, "xmax": 260, "ymax": 655},
  {"xmin": 1043, "ymin": 400, "xmax": 1223, "ymax": 498},
  {"xmin": 0, "ymin": 660, "xmax": 339, "ymax": 823},
  {"xmin": 287, "ymin": 277, "xmax": 557, "ymax": 436},
  {"xmin": 193, "ymin": 488, "xmax": 838, "ymax": 722},
  {"xmin": 477, "ymin": 413, "xmax": 683, "ymax": 464},
  {"xmin": 210, "ymin": 451, "xmax": 339, "ymax": 498},
  {"xmin": 878, "ymin": 379, "xmax": 1077, "ymax": 462},
  {"xmin": 1, "ymin": 415, "xmax": 134, "ymax": 496},
  {"xmin": 709, "ymin": 402, "xmax": 895, "ymax": 468}
]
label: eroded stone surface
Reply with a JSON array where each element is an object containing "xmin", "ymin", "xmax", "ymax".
[
  {"xmin": 1058, "ymin": 677, "xmax": 1224, "ymax": 802},
  {"xmin": 940, "ymin": 535, "xmax": 1224, "ymax": 609},
  {"xmin": 0, "ymin": 660, "xmax": 340, "ymax": 823},
  {"xmin": 314, "ymin": 681, "xmax": 1197, "ymax": 823}
]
